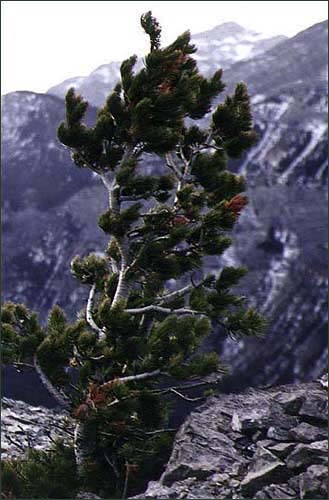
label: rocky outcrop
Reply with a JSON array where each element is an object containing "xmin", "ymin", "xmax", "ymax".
[
  {"xmin": 2, "ymin": 382, "xmax": 327, "ymax": 499},
  {"xmin": 135, "ymin": 381, "xmax": 328, "ymax": 499},
  {"xmin": 1, "ymin": 398, "xmax": 73, "ymax": 460}
]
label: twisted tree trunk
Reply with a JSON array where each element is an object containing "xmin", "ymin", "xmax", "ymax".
[{"xmin": 74, "ymin": 420, "xmax": 98, "ymax": 478}]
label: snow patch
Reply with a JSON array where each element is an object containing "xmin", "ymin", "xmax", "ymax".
[
  {"xmin": 251, "ymin": 94, "xmax": 266, "ymax": 105},
  {"xmin": 261, "ymin": 230, "xmax": 300, "ymax": 314},
  {"xmin": 239, "ymin": 97, "xmax": 292, "ymax": 176},
  {"xmin": 278, "ymin": 121, "xmax": 327, "ymax": 184}
]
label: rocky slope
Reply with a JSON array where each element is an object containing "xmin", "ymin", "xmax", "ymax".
[
  {"xmin": 1, "ymin": 92, "xmax": 95, "ymax": 213},
  {"xmin": 1, "ymin": 397, "xmax": 72, "ymax": 460},
  {"xmin": 2, "ymin": 381, "xmax": 327, "ymax": 499},
  {"xmin": 135, "ymin": 381, "xmax": 328, "ymax": 499},
  {"xmin": 2, "ymin": 20, "xmax": 328, "ymax": 392},
  {"xmin": 1, "ymin": 92, "xmax": 100, "ymax": 316},
  {"xmin": 223, "ymin": 20, "xmax": 328, "ymax": 188}
]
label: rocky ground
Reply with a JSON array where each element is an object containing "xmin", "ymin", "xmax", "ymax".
[
  {"xmin": 2, "ymin": 380, "xmax": 327, "ymax": 499},
  {"xmin": 1, "ymin": 398, "xmax": 72, "ymax": 460},
  {"xmin": 134, "ymin": 381, "xmax": 328, "ymax": 499}
]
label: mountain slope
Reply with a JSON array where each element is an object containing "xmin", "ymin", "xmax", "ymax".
[
  {"xmin": 192, "ymin": 21, "xmax": 286, "ymax": 75},
  {"xmin": 224, "ymin": 20, "xmax": 328, "ymax": 95},
  {"xmin": 2, "ymin": 91, "xmax": 96, "ymax": 212},
  {"xmin": 223, "ymin": 20, "xmax": 328, "ymax": 187}
]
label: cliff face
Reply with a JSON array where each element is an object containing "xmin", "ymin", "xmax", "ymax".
[{"xmin": 135, "ymin": 381, "xmax": 328, "ymax": 499}]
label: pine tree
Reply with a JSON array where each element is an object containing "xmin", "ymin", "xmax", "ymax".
[{"xmin": 1, "ymin": 12, "xmax": 265, "ymax": 498}]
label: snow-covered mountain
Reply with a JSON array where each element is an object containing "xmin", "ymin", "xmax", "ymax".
[
  {"xmin": 2, "ymin": 20, "xmax": 328, "ymax": 393},
  {"xmin": 47, "ymin": 22, "xmax": 286, "ymax": 107},
  {"xmin": 191, "ymin": 21, "xmax": 286, "ymax": 75}
]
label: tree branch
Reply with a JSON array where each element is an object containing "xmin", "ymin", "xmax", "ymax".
[
  {"xmin": 156, "ymin": 284, "xmax": 193, "ymax": 304},
  {"xmin": 193, "ymin": 143, "xmax": 224, "ymax": 154},
  {"xmin": 111, "ymin": 247, "xmax": 130, "ymax": 308},
  {"xmin": 104, "ymin": 452, "xmax": 120, "ymax": 478},
  {"xmin": 86, "ymin": 284, "xmax": 106, "ymax": 341},
  {"xmin": 152, "ymin": 378, "xmax": 222, "ymax": 395},
  {"xmin": 100, "ymin": 369, "xmax": 161, "ymax": 389},
  {"xmin": 33, "ymin": 354, "xmax": 71, "ymax": 409},
  {"xmin": 169, "ymin": 387, "xmax": 205, "ymax": 402},
  {"xmin": 165, "ymin": 152, "xmax": 182, "ymax": 180},
  {"xmin": 99, "ymin": 171, "xmax": 120, "ymax": 213},
  {"xmin": 143, "ymin": 428, "xmax": 178, "ymax": 435},
  {"xmin": 124, "ymin": 305, "xmax": 205, "ymax": 316},
  {"xmin": 172, "ymin": 147, "xmax": 192, "ymax": 204}
]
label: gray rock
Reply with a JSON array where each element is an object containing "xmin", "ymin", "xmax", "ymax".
[
  {"xmin": 137, "ymin": 381, "xmax": 328, "ymax": 499},
  {"xmin": 267, "ymin": 426, "xmax": 290, "ymax": 441},
  {"xmin": 240, "ymin": 448, "xmax": 285, "ymax": 496},
  {"xmin": 1, "ymin": 397, "xmax": 72, "ymax": 460},
  {"xmin": 265, "ymin": 441, "xmax": 297, "ymax": 459},
  {"xmin": 288, "ymin": 422, "xmax": 327, "ymax": 443},
  {"xmin": 255, "ymin": 484, "xmax": 297, "ymax": 499},
  {"xmin": 288, "ymin": 465, "xmax": 328, "ymax": 499},
  {"xmin": 286, "ymin": 441, "xmax": 328, "ymax": 469},
  {"xmin": 274, "ymin": 392, "xmax": 306, "ymax": 415},
  {"xmin": 298, "ymin": 394, "xmax": 328, "ymax": 422}
]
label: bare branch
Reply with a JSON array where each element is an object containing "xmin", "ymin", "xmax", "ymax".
[
  {"xmin": 74, "ymin": 344, "xmax": 105, "ymax": 363},
  {"xmin": 12, "ymin": 361, "xmax": 34, "ymax": 369},
  {"xmin": 125, "ymin": 305, "xmax": 205, "ymax": 316},
  {"xmin": 171, "ymin": 147, "xmax": 192, "ymax": 203},
  {"xmin": 193, "ymin": 143, "xmax": 224, "ymax": 154},
  {"xmin": 86, "ymin": 284, "xmax": 106, "ymax": 341},
  {"xmin": 111, "ymin": 257, "xmax": 130, "ymax": 308},
  {"xmin": 165, "ymin": 152, "xmax": 182, "ymax": 180},
  {"xmin": 143, "ymin": 428, "xmax": 178, "ymax": 435},
  {"xmin": 169, "ymin": 388, "xmax": 204, "ymax": 402},
  {"xmin": 100, "ymin": 369, "xmax": 161, "ymax": 390},
  {"xmin": 152, "ymin": 378, "xmax": 221, "ymax": 394},
  {"xmin": 100, "ymin": 171, "xmax": 120, "ymax": 213},
  {"xmin": 104, "ymin": 452, "xmax": 120, "ymax": 478},
  {"xmin": 33, "ymin": 354, "xmax": 71, "ymax": 409},
  {"xmin": 156, "ymin": 284, "xmax": 193, "ymax": 304}
]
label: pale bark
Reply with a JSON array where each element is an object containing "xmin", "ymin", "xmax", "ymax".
[
  {"xmin": 157, "ymin": 284, "xmax": 193, "ymax": 304},
  {"xmin": 110, "ymin": 238, "xmax": 130, "ymax": 309},
  {"xmin": 99, "ymin": 369, "xmax": 161, "ymax": 390},
  {"xmin": 33, "ymin": 354, "xmax": 71, "ymax": 409},
  {"xmin": 86, "ymin": 284, "xmax": 106, "ymax": 341},
  {"xmin": 165, "ymin": 152, "xmax": 182, "ymax": 180},
  {"xmin": 74, "ymin": 421, "xmax": 97, "ymax": 477},
  {"xmin": 125, "ymin": 305, "xmax": 204, "ymax": 316},
  {"xmin": 99, "ymin": 148, "xmax": 134, "ymax": 310}
]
